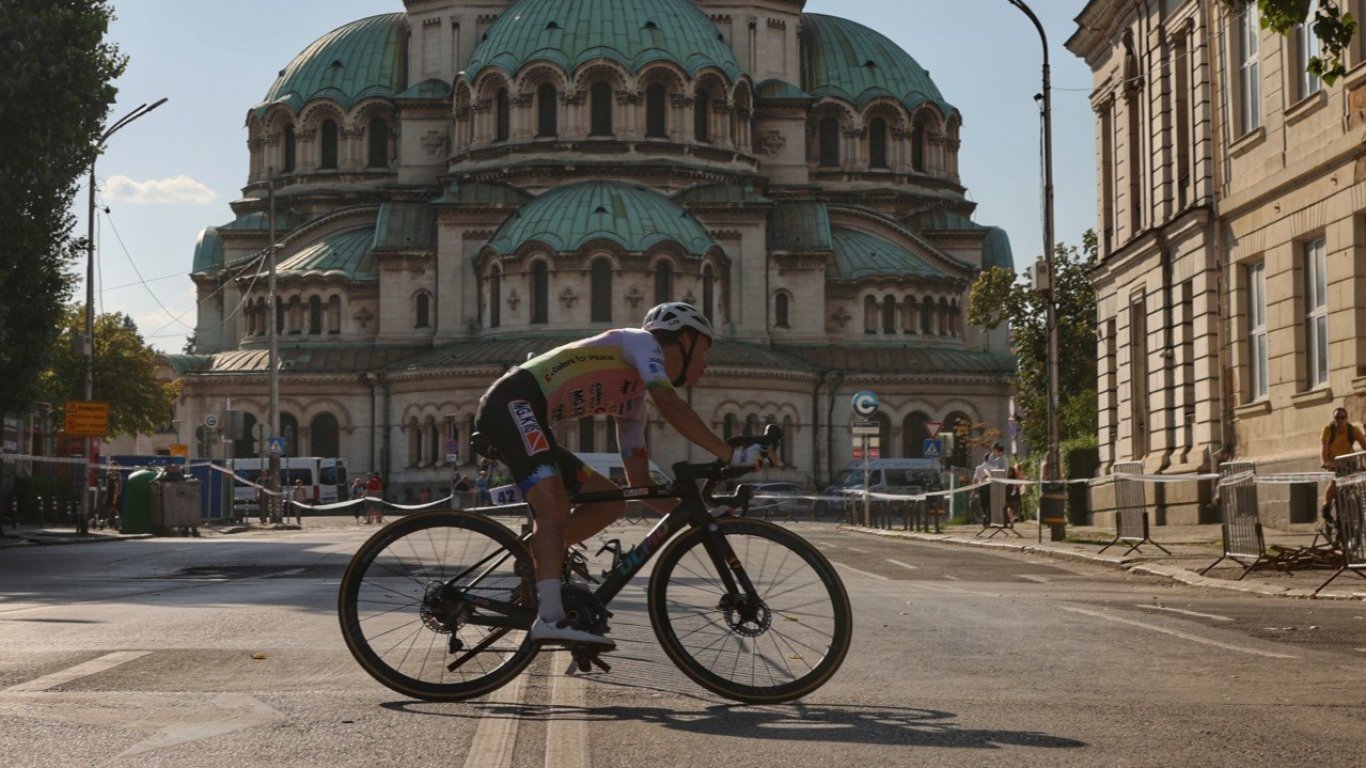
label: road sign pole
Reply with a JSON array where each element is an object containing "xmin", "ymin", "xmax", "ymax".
[{"xmin": 862, "ymin": 435, "xmax": 871, "ymax": 527}]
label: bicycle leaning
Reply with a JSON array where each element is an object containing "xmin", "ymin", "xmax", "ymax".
[{"xmin": 337, "ymin": 426, "xmax": 852, "ymax": 704}]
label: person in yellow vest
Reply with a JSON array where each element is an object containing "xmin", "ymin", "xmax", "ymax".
[{"xmin": 1319, "ymin": 406, "xmax": 1365, "ymax": 533}]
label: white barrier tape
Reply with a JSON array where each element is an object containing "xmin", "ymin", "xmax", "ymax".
[
  {"xmin": 1, "ymin": 453, "xmax": 91, "ymax": 466},
  {"xmin": 1250, "ymin": 472, "xmax": 1335, "ymax": 484},
  {"xmin": 383, "ymin": 495, "xmax": 456, "ymax": 512},
  {"xmin": 203, "ymin": 463, "xmax": 285, "ymax": 497},
  {"xmin": 1112, "ymin": 472, "xmax": 1223, "ymax": 483}
]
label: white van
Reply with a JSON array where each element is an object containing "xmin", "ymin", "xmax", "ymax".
[
  {"xmin": 230, "ymin": 457, "xmax": 337, "ymax": 509},
  {"xmin": 574, "ymin": 452, "xmax": 670, "ymax": 486},
  {"xmin": 829, "ymin": 458, "xmax": 945, "ymax": 496}
]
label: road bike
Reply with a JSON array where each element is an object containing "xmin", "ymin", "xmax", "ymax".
[{"xmin": 337, "ymin": 428, "xmax": 852, "ymax": 704}]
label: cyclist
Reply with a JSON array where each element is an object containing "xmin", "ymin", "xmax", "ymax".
[
  {"xmin": 1320, "ymin": 406, "xmax": 1365, "ymax": 536},
  {"xmin": 473, "ymin": 302, "xmax": 764, "ymax": 649}
]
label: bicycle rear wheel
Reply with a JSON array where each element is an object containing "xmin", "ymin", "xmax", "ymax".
[
  {"xmin": 338, "ymin": 511, "xmax": 538, "ymax": 701},
  {"xmin": 647, "ymin": 518, "xmax": 851, "ymax": 704}
]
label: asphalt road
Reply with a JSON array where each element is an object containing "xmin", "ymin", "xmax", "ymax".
[{"xmin": 1, "ymin": 519, "xmax": 1364, "ymax": 767}]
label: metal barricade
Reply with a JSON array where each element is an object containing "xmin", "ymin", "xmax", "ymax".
[
  {"xmin": 975, "ymin": 469, "xmax": 1021, "ymax": 538},
  {"xmin": 1315, "ymin": 450, "xmax": 1366, "ymax": 595},
  {"xmin": 1200, "ymin": 461, "xmax": 1265, "ymax": 578},
  {"xmin": 1098, "ymin": 462, "xmax": 1171, "ymax": 555}
]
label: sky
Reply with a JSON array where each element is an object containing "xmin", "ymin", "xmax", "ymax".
[{"xmin": 79, "ymin": 0, "xmax": 1098, "ymax": 353}]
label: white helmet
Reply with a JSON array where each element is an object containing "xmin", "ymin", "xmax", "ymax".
[{"xmin": 642, "ymin": 302, "xmax": 714, "ymax": 340}]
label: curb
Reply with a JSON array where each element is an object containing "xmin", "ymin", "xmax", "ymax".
[
  {"xmin": 0, "ymin": 532, "xmax": 155, "ymax": 548},
  {"xmin": 841, "ymin": 525, "xmax": 1366, "ymax": 601}
]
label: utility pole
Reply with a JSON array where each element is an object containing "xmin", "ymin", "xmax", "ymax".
[{"xmin": 267, "ymin": 175, "xmax": 281, "ymax": 524}]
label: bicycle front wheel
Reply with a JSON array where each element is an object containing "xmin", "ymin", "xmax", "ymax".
[
  {"xmin": 647, "ymin": 518, "xmax": 852, "ymax": 704},
  {"xmin": 338, "ymin": 511, "xmax": 538, "ymax": 701}
]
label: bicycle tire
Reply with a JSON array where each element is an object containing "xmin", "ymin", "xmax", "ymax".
[
  {"xmin": 647, "ymin": 518, "xmax": 851, "ymax": 704},
  {"xmin": 338, "ymin": 511, "xmax": 538, "ymax": 701}
]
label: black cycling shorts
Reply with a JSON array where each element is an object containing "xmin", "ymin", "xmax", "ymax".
[{"xmin": 474, "ymin": 368, "xmax": 593, "ymax": 495}]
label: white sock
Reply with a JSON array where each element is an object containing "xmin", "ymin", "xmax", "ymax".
[{"xmin": 537, "ymin": 579, "xmax": 564, "ymax": 623}]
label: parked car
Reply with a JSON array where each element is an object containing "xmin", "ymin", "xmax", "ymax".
[{"xmin": 742, "ymin": 481, "xmax": 812, "ymax": 518}]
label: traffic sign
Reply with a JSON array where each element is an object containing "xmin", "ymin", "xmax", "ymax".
[
  {"xmin": 852, "ymin": 446, "xmax": 863, "ymax": 460},
  {"xmin": 252, "ymin": 422, "xmax": 270, "ymax": 441},
  {"xmin": 169, "ymin": 443, "xmax": 189, "ymax": 457},
  {"xmin": 63, "ymin": 401, "xmax": 109, "ymax": 437},
  {"xmin": 267, "ymin": 436, "xmax": 287, "ymax": 456},
  {"xmin": 868, "ymin": 446, "xmax": 880, "ymax": 459},
  {"xmin": 851, "ymin": 420, "xmax": 880, "ymax": 436},
  {"xmin": 924, "ymin": 421, "xmax": 942, "ymax": 439},
  {"xmin": 203, "ymin": 413, "xmax": 220, "ymax": 429},
  {"xmin": 850, "ymin": 391, "xmax": 880, "ymax": 417},
  {"xmin": 922, "ymin": 439, "xmax": 943, "ymax": 458}
]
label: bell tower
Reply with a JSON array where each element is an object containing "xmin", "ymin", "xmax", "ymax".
[{"xmin": 693, "ymin": 0, "xmax": 805, "ymax": 84}]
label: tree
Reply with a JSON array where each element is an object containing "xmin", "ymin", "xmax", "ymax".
[
  {"xmin": 0, "ymin": 1, "xmax": 126, "ymax": 419},
  {"xmin": 1225, "ymin": 1, "xmax": 1359, "ymax": 83},
  {"xmin": 968, "ymin": 231, "xmax": 1099, "ymax": 456},
  {"xmin": 38, "ymin": 306, "xmax": 179, "ymax": 438}
]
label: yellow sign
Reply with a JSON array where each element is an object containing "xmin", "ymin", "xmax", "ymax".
[
  {"xmin": 63, "ymin": 401, "xmax": 109, "ymax": 437},
  {"xmin": 169, "ymin": 443, "xmax": 189, "ymax": 457}
]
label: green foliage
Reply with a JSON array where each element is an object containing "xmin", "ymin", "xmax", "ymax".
[
  {"xmin": 0, "ymin": 1, "xmax": 126, "ymax": 419},
  {"xmin": 1224, "ymin": 0, "xmax": 1359, "ymax": 84},
  {"xmin": 38, "ymin": 306, "xmax": 179, "ymax": 438},
  {"xmin": 968, "ymin": 231, "xmax": 1099, "ymax": 456}
]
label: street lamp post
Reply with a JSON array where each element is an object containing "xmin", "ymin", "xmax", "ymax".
[
  {"xmin": 1004, "ymin": 1, "xmax": 1064, "ymax": 540},
  {"xmin": 83, "ymin": 97, "xmax": 167, "ymax": 530}
]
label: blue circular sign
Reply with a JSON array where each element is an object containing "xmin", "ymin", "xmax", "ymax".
[{"xmin": 850, "ymin": 391, "xmax": 880, "ymax": 417}]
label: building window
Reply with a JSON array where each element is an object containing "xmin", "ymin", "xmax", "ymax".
[
  {"xmin": 320, "ymin": 119, "xmax": 338, "ymax": 169},
  {"xmin": 723, "ymin": 414, "xmax": 736, "ymax": 440},
  {"xmin": 882, "ymin": 295, "xmax": 896, "ymax": 333},
  {"xmin": 1174, "ymin": 33, "xmax": 1191, "ymax": 209},
  {"xmin": 283, "ymin": 124, "xmax": 296, "ymax": 173},
  {"xmin": 702, "ymin": 265, "xmax": 715, "ymax": 322},
  {"xmin": 818, "ymin": 116, "xmax": 840, "ymax": 167},
  {"xmin": 368, "ymin": 118, "xmax": 389, "ymax": 167},
  {"xmin": 311, "ymin": 413, "xmax": 339, "ymax": 459},
  {"xmin": 590, "ymin": 81, "xmax": 613, "ymax": 136},
  {"xmin": 1246, "ymin": 262, "xmax": 1268, "ymax": 400},
  {"xmin": 774, "ymin": 292, "xmax": 789, "ymax": 328},
  {"xmin": 531, "ymin": 261, "xmax": 548, "ymax": 324},
  {"xmin": 308, "ymin": 296, "xmax": 322, "ymax": 334},
  {"xmin": 494, "ymin": 88, "xmax": 510, "ymax": 142},
  {"xmin": 591, "ymin": 259, "xmax": 612, "ymax": 322},
  {"xmin": 489, "ymin": 267, "xmax": 501, "ymax": 328},
  {"xmin": 1100, "ymin": 103, "xmax": 1115, "ymax": 256},
  {"xmin": 1295, "ymin": 1, "xmax": 1323, "ymax": 100},
  {"xmin": 911, "ymin": 117, "xmax": 926, "ymax": 172},
  {"xmin": 920, "ymin": 295, "xmax": 934, "ymax": 334},
  {"xmin": 1237, "ymin": 2, "xmax": 1261, "ymax": 134},
  {"xmin": 902, "ymin": 297, "xmax": 917, "ymax": 334},
  {"xmin": 327, "ymin": 295, "xmax": 341, "ymax": 334},
  {"xmin": 869, "ymin": 118, "xmax": 888, "ymax": 169},
  {"xmin": 415, "ymin": 291, "xmax": 431, "ymax": 329},
  {"xmin": 864, "ymin": 296, "xmax": 878, "ymax": 334},
  {"xmin": 537, "ymin": 82, "xmax": 557, "ymax": 137},
  {"xmin": 1304, "ymin": 238, "xmax": 1329, "ymax": 388},
  {"xmin": 694, "ymin": 91, "xmax": 710, "ymax": 142},
  {"xmin": 646, "ymin": 83, "xmax": 667, "ymax": 138},
  {"xmin": 654, "ymin": 261, "xmax": 672, "ymax": 304}
]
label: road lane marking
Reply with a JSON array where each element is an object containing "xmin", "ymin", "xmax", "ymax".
[
  {"xmin": 547, "ymin": 663, "xmax": 589, "ymax": 768},
  {"xmin": 943, "ymin": 574, "xmax": 962, "ymax": 581},
  {"xmin": 1136, "ymin": 604, "xmax": 1234, "ymax": 622},
  {"xmin": 846, "ymin": 547, "xmax": 868, "ymax": 554},
  {"xmin": 885, "ymin": 559, "xmax": 919, "ymax": 571},
  {"xmin": 462, "ymin": 671, "xmax": 528, "ymax": 768},
  {"xmin": 1017, "ymin": 575, "xmax": 1051, "ymax": 584},
  {"xmin": 826, "ymin": 560, "xmax": 889, "ymax": 580},
  {"xmin": 5, "ymin": 651, "xmax": 150, "ymax": 692},
  {"xmin": 1059, "ymin": 607, "xmax": 1298, "ymax": 659}
]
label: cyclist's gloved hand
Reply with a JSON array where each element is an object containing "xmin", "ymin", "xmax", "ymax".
[{"xmin": 729, "ymin": 444, "xmax": 765, "ymax": 468}]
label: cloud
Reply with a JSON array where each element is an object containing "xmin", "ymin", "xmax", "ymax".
[{"xmin": 102, "ymin": 175, "xmax": 217, "ymax": 205}]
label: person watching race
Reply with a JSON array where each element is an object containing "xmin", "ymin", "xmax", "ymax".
[
  {"xmin": 471, "ymin": 302, "xmax": 765, "ymax": 649},
  {"xmin": 1320, "ymin": 406, "xmax": 1365, "ymax": 535}
]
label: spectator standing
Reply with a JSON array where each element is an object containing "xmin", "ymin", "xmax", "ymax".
[
  {"xmin": 988, "ymin": 443, "xmax": 1007, "ymax": 470},
  {"xmin": 290, "ymin": 479, "xmax": 307, "ymax": 526},
  {"xmin": 1320, "ymin": 406, "xmax": 1366, "ymax": 535},
  {"xmin": 475, "ymin": 470, "xmax": 491, "ymax": 507},
  {"xmin": 972, "ymin": 453, "xmax": 993, "ymax": 524},
  {"xmin": 349, "ymin": 478, "xmax": 365, "ymax": 523},
  {"xmin": 1005, "ymin": 464, "xmax": 1024, "ymax": 526},
  {"xmin": 365, "ymin": 473, "xmax": 384, "ymax": 524}
]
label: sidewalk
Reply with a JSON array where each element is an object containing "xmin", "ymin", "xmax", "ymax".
[
  {"xmin": 842, "ymin": 520, "xmax": 1366, "ymax": 600},
  {"xmin": 0, "ymin": 523, "xmax": 156, "ymax": 548}
]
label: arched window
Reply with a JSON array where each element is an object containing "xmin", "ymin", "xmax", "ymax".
[
  {"xmin": 723, "ymin": 414, "xmax": 737, "ymax": 440},
  {"xmin": 368, "ymin": 117, "xmax": 389, "ymax": 167},
  {"xmin": 407, "ymin": 418, "xmax": 421, "ymax": 467},
  {"xmin": 744, "ymin": 414, "xmax": 758, "ymax": 437},
  {"xmin": 882, "ymin": 296, "xmax": 896, "ymax": 334},
  {"xmin": 774, "ymin": 292, "xmax": 789, "ymax": 328},
  {"xmin": 864, "ymin": 296, "xmax": 878, "ymax": 334},
  {"xmin": 646, "ymin": 83, "xmax": 667, "ymax": 138},
  {"xmin": 578, "ymin": 417, "xmax": 596, "ymax": 453},
  {"xmin": 939, "ymin": 297, "xmax": 950, "ymax": 335},
  {"xmin": 311, "ymin": 413, "xmax": 340, "ymax": 459},
  {"xmin": 286, "ymin": 296, "xmax": 302, "ymax": 334},
  {"xmin": 911, "ymin": 119, "xmax": 926, "ymax": 172},
  {"xmin": 921, "ymin": 295, "xmax": 934, "ymax": 334},
  {"xmin": 654, "ymin": 261, "xmax": 672, "ymax": 304},
  {"xmin": 694, "ymin": 91, "xmax": 710, "ymax": 142},
  {"xmin": 590, "ymin": 259, "xmax": 612, "ymax": 322},
  {"xmin": 531, "ymin": 261, "xmax": 548, "ymax": 324},
  {"xmin": 283, "ymin": 124, "xmax": 296, "ymax": 173},
  {"xmin": 320, "ymin": 119, "xmax": 338, "ymax": 169},
  {"xmin": 415, "ymin": 291, "xmax": 431, "ymax": 328},
  {"xmin": 702, "ymin": 265, "xmax": 715, "ymax": 323},
  {"xmin": 327, "ymin": 295, "xmax": 341, "ymax": 334},
  {"xmin": 902, "ymin": 297, "xmax": 917, "ymax": 335},
  {"xmin": 308, "ymin": 296, "xmax": 322, "ymax": 334},
  {"xmin": 781, "ymin": 415, "xmax": 795, "ymax": 467},
  {"xmin": 536, "ymin": 82, "xmax": 557, "ymax": 137},
  {"xmin": 428, "ymin": 417, "xmax": 441, "ymax": 466},
  {"xmin": 818, "ymin": 116, "xmax": 840, "ymax": 167},
  {"xmin": 489, "ymin": 267, "xmax": 502, "ymax": 328},
  {"xmin": 275, "ymin": 296, "xmax": 285, "ymax": 333},
  {"xmin": 590, "ymin": 81, "xmax": 613, "ymax": 136},
  {"xmin": 869, "ymin": 118, "xmax": 888, "ymax": 169},
  {"xmin": 234, "ymin": 413, "xmax": 257, "ymax": 459},
  {"xmin": 280, "ymin": 413, "xmax": 299, "ymax": 457},
  {"xmin": 494, "ymin": 88, "xmax": 510, "ymax": 142},
  {"xmin": 875, "ymin": 413, "xmax": 892, "ymax": 458},
  {"xmin": 903, "ymin": 411, "xmax": 930, "ymax": 458}
]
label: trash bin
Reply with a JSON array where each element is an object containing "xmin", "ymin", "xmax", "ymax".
[
  {"xmin": 121, "ymin": 469, "xmax": 156, "ymax": 535},
  {"xmin": 151, "ymin": 476, "xmax": 201, "ymax": 533}
]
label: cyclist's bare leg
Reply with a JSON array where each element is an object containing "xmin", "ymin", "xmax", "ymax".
[
  {"xmin": 523, "ymin": 476, "xmax": 572, "ymax": 584},
  {"xmin": 564, "ymin": 470, "xmax": 626, "ymax": 545}
]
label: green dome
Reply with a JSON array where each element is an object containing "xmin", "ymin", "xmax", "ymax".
[
  {"xmin": 276, "ymin": 228, "xmax": 378, "ymax": 281},
  {"xmin": 254, "ymin": 14, "xmax": 406, "ymax": 116},
  {"xmin": 830, "ymin": 227, "xmax": 946, "ymax": 280},
  {"xmin": 801, "ymin": 14, "xmax": 956, "ymax": 116},
  {"xmin": 488, "ymin": 181, "xmax": 716, "ymax": 256},
  {"xmin": 464, "ymin": 0, "xmax": 742, "ymax": 82},
  {"xmin": 192, "ymin": 226, "xmax": 224, "ymax": 274}
]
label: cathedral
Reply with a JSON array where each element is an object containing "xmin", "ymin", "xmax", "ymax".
[{"xmin": 169, "ymin": 0, "xmax": 1015, "ymax": 493}]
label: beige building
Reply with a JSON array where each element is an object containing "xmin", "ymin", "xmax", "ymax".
[
  {"xmin": 169, "ymin": 0, "xmax": 1017, "ymax": 496},
  {"xmin": 1068, "ymin": 0, "xmax": 1366, "ymax": 525}
]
